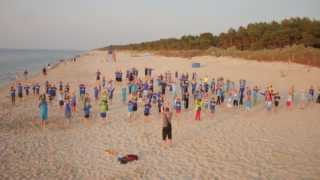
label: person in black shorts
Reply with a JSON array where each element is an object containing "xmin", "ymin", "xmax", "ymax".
[{"xmin": 162, "ymin": 107, "xmax": 173, "ymax": 146}]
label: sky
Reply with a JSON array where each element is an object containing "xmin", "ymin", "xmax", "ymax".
[{"xmin": 1, "ymin": 0, "xmax": 320, "ymax": 50}]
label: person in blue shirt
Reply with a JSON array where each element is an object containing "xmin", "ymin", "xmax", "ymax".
[
  {"xmin": 10, "ymin": 86, "xmax": 16, "ymax": 105},
  {"xmin": 79, "ymin": 84, "xmax": 86, "ymax": 102},
  {"xmin": 64, "ymin": 97, "xmax": 72, "ymax": 125},
  {"xmin": 128, "ymin": 97, "xmax": 135, "ymax": 121},
  {"xmin": 252, "ymin": 86, "xmax": 259, "ymax": 106},
  {"xmin": 38, "ymin": 94, "xmax": 48, "ymax": 129},
  {"xmin": 174, "ymin": 97, "xmax": 182, "ymax": 118},
  {"xmin": 144, "ymin": 101, "xmax": 152, "ymax": 122},
  {"xmin": 94, "ymin": 86, "xmax": 99, "ymax": 101}
]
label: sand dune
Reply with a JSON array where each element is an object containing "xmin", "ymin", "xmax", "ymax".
[{"xmin": 0, "ymin": 51, "xmax": 320, "ymax": 179}]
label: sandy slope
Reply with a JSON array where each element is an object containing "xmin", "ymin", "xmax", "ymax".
[{"xmin": 0, "ymin": 51, "xmax": 320, "ymax": 180}]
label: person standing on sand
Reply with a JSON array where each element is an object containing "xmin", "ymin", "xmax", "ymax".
[
  {"xmin": 38, "ymin": 94, "xmax": 48, "ymax": 129},
  {"xmin": 316, "ymin": 87, "xmax": 320, "ymax": 104},
  {"xmin": 195, "ymin": 99, "xmax": 203, "ymax": 121},
  {"xmin": 128, "ymin": 96, "xmax": 134, "ymax": 121},
  {"xmin": 83, "ymin": 93, "xmax": 92, "ymax": 119},
  {"xmin": 244, "ymin": 87, "xmax": 252, "ymax": 111},
  {"xmin": 99, "ymin": 91, "xmax": 109, "ymax": 121},
  {"xmin": 174, "ymin": 97, "xmax": 182, "ymax": 118},
  {"xmin": 252, "ymin": 86, "xmax": 259, "ymax": 106},
  {"xmin": 308, "ymin": 85, "xmax": 315, "ymax": 102},
  {"xmin": 274, "ymin": 92, "xmax": 281, "ymax": 108},
  {"xmin": 143, "ymin": 100, "xmax": 152, "ymax": 122},
  {"xmin": 35, "ymin": 83, "xmax": 40, "ymax": 96},
  {"xmin": 10, "ymin": 86, "xmax": 16, "ymax": 105},
  {"xmin": 94, "ymin": 86, "xmax": 99, "ymax": 101},
  {"xmin": 23, "ymin": 69, "xmax": 28, "ymax": 80},
  {"xmin": 162, "ymin": 107, "xmax": 173, "ymax": 146},
  {"xmin": 42, "ymin": 66, "xmax": 47, "ymax": 76},
  {"xmin": 96, "ymin": 69, "xmax": 101, "ymax": 81},
  {"xmin": 17, "ymin": 83, "xmax": 23, "ymax": 99},
  {"xmin": 57, "ymin": 91, "xmax": 64, "ymax": 108},
  {"xmin": 71, "ymin": 92, "xmax": 77, "ymax": 112},
  {"xmin": 209, "ymin": 96, "xmax": 216, "ymax": 115},
  {"xmin": 183, "ymin": 91, "xmax": 190, "ymax": 109},
  {"xmin": 64, "ymin": 97, "xmax": 72, "ymax": 124},
  {"xmin": 286, "ymin": 87, "xmax": 294, "ymax": 109}
]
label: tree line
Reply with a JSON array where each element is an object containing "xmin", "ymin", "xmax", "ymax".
[{"xmin": 109, "ymin": 17, "xmax": 320, "ymax": 51}]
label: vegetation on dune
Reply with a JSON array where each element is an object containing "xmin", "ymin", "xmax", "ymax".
[
  {"xmin": 98, "ymin": 17, "xmax": 320, "ymax": 67},
  {"xmin": 155, "ymin": 45, "xmax": 320, "ymax": 67}
]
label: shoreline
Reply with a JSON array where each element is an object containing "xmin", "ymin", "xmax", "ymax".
[{"xmin": 0, "ymin": 52, "xmax": 84, "ymax": 91}]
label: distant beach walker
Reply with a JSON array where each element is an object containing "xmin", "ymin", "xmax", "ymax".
[{"xmin": 107, "ymin": 48, "xmax": 116, "ymax": 62}]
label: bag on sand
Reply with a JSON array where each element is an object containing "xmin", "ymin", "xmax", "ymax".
[{"xmin": 117, "ymin": 154, "xmax": 139, "ymax": 164}]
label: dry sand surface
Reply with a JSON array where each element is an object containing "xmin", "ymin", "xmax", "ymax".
[{"xmin": 1, "ymin": 51, "xmax": 320, "ymax": 179}]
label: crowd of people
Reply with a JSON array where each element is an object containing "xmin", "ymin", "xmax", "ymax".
[{"xmin": 8, "ymin": 67, "xmax": 320, "ymax": 144}]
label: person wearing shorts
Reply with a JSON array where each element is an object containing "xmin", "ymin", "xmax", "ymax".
[{"xmin": 162, "ymin": 107, "xmax": 173, "ymax": 145}]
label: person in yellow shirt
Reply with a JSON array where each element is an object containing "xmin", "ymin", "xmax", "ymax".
[{"xmin": 195, "ymin": 98, "xmax": 203, "ymax": 121}]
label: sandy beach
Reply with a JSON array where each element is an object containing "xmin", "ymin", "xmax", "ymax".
[{"xmin": 1, "ymin": 50, "xmax": 320, "ymax": 179}]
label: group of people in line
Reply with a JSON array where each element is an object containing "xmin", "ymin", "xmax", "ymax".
[{"xmin": 9, "ymin": 67, "xmax": 320, "ymax": 144}]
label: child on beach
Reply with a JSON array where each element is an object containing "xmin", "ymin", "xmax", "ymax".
[
  {"xmin": 174, "ymin": 97, "xmax": 182, "ymax": 118},
  {"xmin": 158, "ymin": 95, "xmax": 164, "ymax": 113},
  {"xmin": 79, "ymin": 84, "xmax": 86, "ymax": 103},
  {"xmin": 94, "ymin": 86, "xmax": 99, "ymax": 101},
  {"xmin": 274, "ymin": 92, "xmax": 281, "ymax": 108},
  {"xmin": 35, "ymin": 83, "xmax": 40, "ymax": 96},
  {"xmin": 308, "ymin": 86, "xmax": 314, "ymax": 102},
  {"xmin": 286, "ymin": 88, "xmax": 294, "ymax": 109},
  {"xmin": 71, "ymin": 92, "xmax": 77, "ymax": 112},
  {"xmin": 10, "ymin": 86, "xmax": 16, "ymax": 105},
  {"xmin": 143, "ymin": 101, "xmax": 152, "ymax": 121},
  {"xmin": 107, "ymin": 81, "xmax": 115, "ymax": 104},
  {"xmin": 183, "ymin": 91, "xmax": 190, "ymax": 109},
  {"xmin": 209, "ymin": 96, "xmax": 216, "ymax": 115},
  {"xmin": 232, "ymin": 90, "xmax": 239, "ymax": 108},
  {"xmin": 128, "ymin": 97, "xmax": 134, "ymax": 121},
  {"xmin": 57, "ymin": 91, "xmax": 64, "ymax": 108},
  {"xmin": 317, "ymin": 87, "xmax": 320, "ymax": 104},
  {"xmin": 299, "ymin": 89, "xmax": 307, "ymax": 109},
  {"xmin": 253, "ymin": 86, "xmax": 259, "ymax": 106},
  {"xmin": 24, "ymin": 84, "xmax": 30, "ymax": 96},
  {"xmin": 17, "ymin": 83, "xmax": 23, "ymax": 99},
  {"xmin": 83, "ymin": 93, "xmax": 92, "ymax": 119},
  {"xmin": 38, "ymin": 94, "xmax": 48, "ymax": 129},
  {"xmin": 99, "ymin": 91, "xmax": 109, "ymax": 121},
  {"xmin": 195, "ymin": 99, "xmax": 203, "ymax": 121},
  {"xmin": 64, "ymin": 97, "xmax": 72, "ymax": 124},
  {"xmin": 244, "ymin": 87, "xmax": 252, "ymax": 111}
]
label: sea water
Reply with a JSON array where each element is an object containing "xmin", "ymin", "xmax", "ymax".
[{"xmin": 0, "ymin": 48, "xmax": 83, "ymax": 87}]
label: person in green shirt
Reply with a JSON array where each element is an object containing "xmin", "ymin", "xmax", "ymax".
[{"xmin": 99, "ymin": 91, "xmax": 109, "ymax": 121}]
